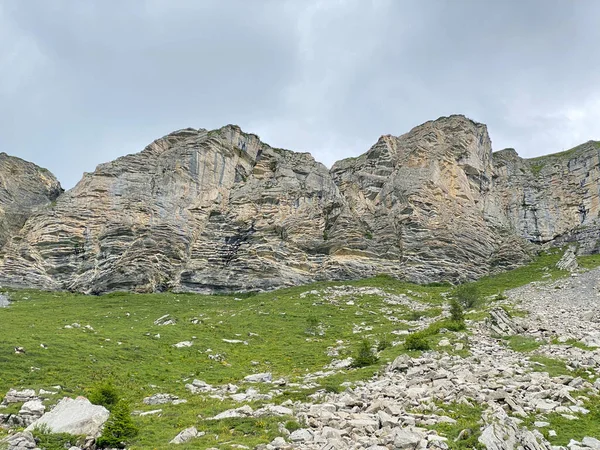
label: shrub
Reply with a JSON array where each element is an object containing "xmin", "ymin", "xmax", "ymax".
[
  {"xmin": 352, "ymin": 340, "xmax": 378, "ymax": 367},
  {"xmin": 285, "ymin": 420, "xmax": 301, "ymax": 432},
  {"xmin": 305, "ymin": 316, "xmax": 319, "ymax": 335},
  {"xmin": 405, "ymin": 310, "xmax": 426, "ymax": 321},
  {"xmin": 320, "ymin": 379, "xmax": 342, "ymax": 393},
  {"xmin": 449, "ymin": 299, "xmax": 464, "ymax": 323},
  {"xmin": 453, "ymin": 284, "xmax": 480, "ymax": 309},
  {"xmin": 32, "ymin": 424, "xmax": 81, "ymax": 450},
  {"xmin": 404, "ymin": 333, "xmax": 431, "ymax": 351},
  {"xmin": 95, "ymin": 401, "xmax": 138, "ymax": 449},
  {"xmin": 88, "ymin": 381, "xmax": 120, "ymax": 409},
  {"xmin": 377, "ymin": 334, "xmax": 391, "ymax": 352}
]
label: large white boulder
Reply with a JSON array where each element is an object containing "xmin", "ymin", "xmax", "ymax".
[{"xmin": 26, "ymin": 397, "xmax": 109, "ymax": 438}]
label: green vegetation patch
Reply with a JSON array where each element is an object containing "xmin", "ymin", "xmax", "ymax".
[
  {"xmin": 427, "ymin": 403, "xmax": 485, "ymax": 450},
  {"xmin": 0, "ymin": 249, "xmax": 582, "ymax": 448},
  {"xmin": 523, "ymin": 395, "xmax": 600, "ymax": 446},
  {"xmin": 503, "ymin": 335, "xmax": 543, "ymax": 352}
]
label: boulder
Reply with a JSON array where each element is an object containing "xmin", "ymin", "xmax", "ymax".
[
  {"xmin": 26, "ymin": 397, "xmax": 109, "ymax": 438},
  {"xmin": 0, "ymin": 430, "xmax": 38, "ymax": 450},
  {"xmin": 556, "ymin": 246, "xmax": 579, "ymax": 272},
  {"xmin": 487, "ymin": 307, "xmax": 525, "ymax": 335},
  {"xmin": 169, "ymin": 426, "xmax": 204, "ymax": 444},
  {"xmin": 478, "ymin": 407, "xmax": 553, "ymax": 450},
  {"xmin": 244, "ymin": 372, "xmax": 272, "ymax": 383}
]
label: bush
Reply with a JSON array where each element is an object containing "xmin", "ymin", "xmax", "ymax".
[
  {"xmin": 320, "ymin": 380, "xmax": 342, "ymax": 393},
  {"xmin": 351, "ymin": 340, "xmax": 378, "ymax": 367},
  {"xmin": 404, "ymin": 333, "xmax": 431, "ymax": 351},
  {"xmin": 88, "ymin": 381, "xmax": 119, "ymax": 410},
  {"xmin": 305, "ymin": 316, "xmax": 319, "ymax": 335},
  {"xmin": 285, "ymin": 420, "xmax": 301, "ymax": 432},
  {"xmin": 453, "ymin": 284, "xmax": 480, "ymax": 309},
  {"xmin": 377, "ymin": 334, "xmax": 391, "ymax": 352},
  {"xmin": 32, "ymin": 424, "xmax": 82, "ymax": 450},
  {"xmin": 95, "ymin": 401, "xmax": 138, "ymax": 449},
  {"xmin": 449, "ymin": 298, "xmax": 464, "ymax": 322}
]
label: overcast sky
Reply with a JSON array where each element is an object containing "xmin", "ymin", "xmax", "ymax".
[{"xmin": 2, "ymin": 0, "xmax": 599, "ymax": 189}]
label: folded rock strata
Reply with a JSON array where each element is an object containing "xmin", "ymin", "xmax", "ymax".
[{"xmin": 0, "ymin": 115, "xmax": 598, "ymax": 293}]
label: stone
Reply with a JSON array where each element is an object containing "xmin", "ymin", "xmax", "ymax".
[
  {"xmin": 478, "ymin": 407, "xmax": 553, "ymax": 450},
  {"xmin": 143, "ymin": 393, "xmax": 179, "ymax": 405},
  {"xmin": 244, "ymin": 372, "xmax": 272, "ymax": 383},
  {"xmin": 173, "ymin": 341, "xmax": 193, "ymax": 348},
  {"xmin": 2, "ymin": 389, "xmax": 38, "ymax": 405},
  {"xmin": 582, "ymin": 437, "xmax": 600, "ymax": 449},
  {"xmin": 138, "ymin": 409, "xmax": 162, "ymax": 416},
  {"xmin": 0, "ymin": 430, "xmax": 38, "ymax": 449},
  {"xmin": 556, "ymin": 246, "xmax": 579, "ymax": 272},
  {"xmin": 289, "ymin": 429, "xmax": 313, "ymax": 443},
  {"xmin": 154, "ymin": 314, "xmax": 176, "ymax": 326},
  {"xmin": 0, "ymin": 294, "xmax": 10, "ymax": 308},
  {"xmin": 210, "ymin": 405, "xmax": 253, "ymax": 420},
  {"xmin": 393, "ymin": 429, "xmax": 422, "ymax": 449},
  {"xmin": 18, "ymin": 400, "xmax": 45, "ymax": 426},
  {"xmin": 0, "ymin": 152, "xmax": 62, "ymax": 250},
  {"xmin": 487, "ymin": 307, "xmax": 525, "ymax": 335},
  {"xmin": 25, "ymin": 396, "xmax": 110, "ymax": 437},
  {"xmin": 169, "ymin": 426, "xmax": 204, "ymax": 444}
]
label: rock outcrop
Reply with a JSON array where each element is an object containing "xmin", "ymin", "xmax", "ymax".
[
  {"xmin": 0, "ymin": 153, "xmax": 62, "ymax": 248},
  {"xmin": 0, "ymin": 115, "xmax": 599, "ymax": 293}
]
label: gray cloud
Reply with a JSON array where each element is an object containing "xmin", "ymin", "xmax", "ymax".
[{"xmin": 1, "ymin": 0, "xmax": 599, "ymax": 188}]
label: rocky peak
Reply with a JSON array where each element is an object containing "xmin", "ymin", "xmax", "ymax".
[
  {"xmin": 0, "ymin": 116, "xmax": 599, "ymax": 293},
  {"xmin": 0, "ymin": 153, "xmax": 62, "ymax": 248}
]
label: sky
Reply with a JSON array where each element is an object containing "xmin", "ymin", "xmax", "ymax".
[{"xmin": 1, "ymin": 0, "xmax": 600, "ymax": 189}]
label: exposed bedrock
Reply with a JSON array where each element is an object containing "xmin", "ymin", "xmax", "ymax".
[{"xmin": 0, "ymin": 115, "xmax": 598, "ymax": 293}]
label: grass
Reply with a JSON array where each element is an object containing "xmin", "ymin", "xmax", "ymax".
[
  {"xmin": 523, "ymin": 395, "xmax": 600, "ymax": 446},
  {"xmin": 551, "ymin": 338, "xmax": 596, "ymax": 351},
  {"xmin": 578, "ymin": 253, "xmax": 600, "ymax": 270},
  {"xmin": 0, "ymin": 277, "xmax": 446, "ymax": 448},
  {"xmin": 528, "ymin": 355, "xmax": 590, "ymax": 379},
  {"xmin": 526, "ymin": 141, "xmax": 600, "ymax": 166},
  {"xmin": 426, "ymin": 403, "xmax": 485, "ymax": 449},
  {"xmin": 0, "ymin": 248, "xmax": 597, "ymax": 448},
  {"xmin": 503, "ymin": 335, "xmax": 543, "ymax": 352},
  {"xmin": 467, "ymin": 248, "xmax": 567, "ymax": 298}
]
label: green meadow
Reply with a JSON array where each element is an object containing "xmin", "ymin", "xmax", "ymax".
[{"xmin": 0, "ymin": 248, "xmax": 596, "ymax": 449}]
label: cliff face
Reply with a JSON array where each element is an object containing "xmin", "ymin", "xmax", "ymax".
[
  {"xmin": 492, "ymin": 141, "xmax": 600, "ymax": 241},
  {"xmin": 329, "ymin": 115, "xmax": 529, "ymax": 283},
  {"xmin": 0, "ymin": 115, "xmax": 598, "ymax": 293},
  {"xmin": 0, "ymin": 153, "xmax": 62, "ymax": 248}
]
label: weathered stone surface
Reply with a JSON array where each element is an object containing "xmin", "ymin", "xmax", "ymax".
[
  {"xmin": 1, "ymin": 115, "xmax": 600, "ymax": 293},
  {"xmin": 556, "ymin": 246, "xmax": 579, "ymax": 272},
  {"xmin": 487, "ymin": 307, "xmax": 525, "ymax": 335},
  {"xmin": 25, "ymin": 397, "xmax": 109, "ymax": 438},
  {"xmin": 169, "ymin": 426, "xmax": 204, "ymax": 444},
  {"xmin": 0, "ymin": 153, "xmax": 62, "ymax": 249},
  {"xmin": 479, "ymin": 407, "xmax": 553, "ymax": 450},
  {"xmin": 0, "ymin": 430, "xmax": 38, "ymax": 450}
]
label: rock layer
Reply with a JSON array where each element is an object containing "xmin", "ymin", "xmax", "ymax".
[
  {"xmin": 0, "ymin": 115, "xmax": 599, "ymax": 293},
  {"xmin": 0, "ymin": 153, "xmax": 62, "ymax": 248}
]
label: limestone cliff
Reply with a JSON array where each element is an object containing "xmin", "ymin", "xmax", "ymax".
[
  {"xmin": 0, "ymin": 153, "xmax": 62, "ymax": 248},
  {"xmin": 0, "ymin": 115, "xmax": 598, "ymax": 293}
]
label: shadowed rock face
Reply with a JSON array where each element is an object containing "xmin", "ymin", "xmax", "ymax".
[
  {"xmin": 0, "ymin": 115, "xmax": 597, "ymax": 293},
  {"xmin": 0, "ymin": 153, "xmax": 63, "ymax": 248}
]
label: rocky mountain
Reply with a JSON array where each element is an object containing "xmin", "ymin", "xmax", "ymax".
[
  {"xmin": 0, "ymin": 153, "xmax": 62, "ymax": 248},
  {"xmin": 0, "ymin": 115, "xmax": 598, "ymax": 293}
]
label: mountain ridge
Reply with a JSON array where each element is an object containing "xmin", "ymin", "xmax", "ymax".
[{"xmin": 0, "ymin": 114, "xmax": 598, "ymax": 293}]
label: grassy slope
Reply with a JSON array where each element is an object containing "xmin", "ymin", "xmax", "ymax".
[{"xmin": 0, "ymin": 248, "xmax": 591, "ymax": 449}]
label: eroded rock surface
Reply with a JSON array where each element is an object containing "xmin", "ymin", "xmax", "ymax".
[
  {"xmin": 0, "ymin": 115, "xmax": 599, "ymax": 293},
  {"xmin": 0, "ymin": 153, "xmax": 62, "ymax": 248}
]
